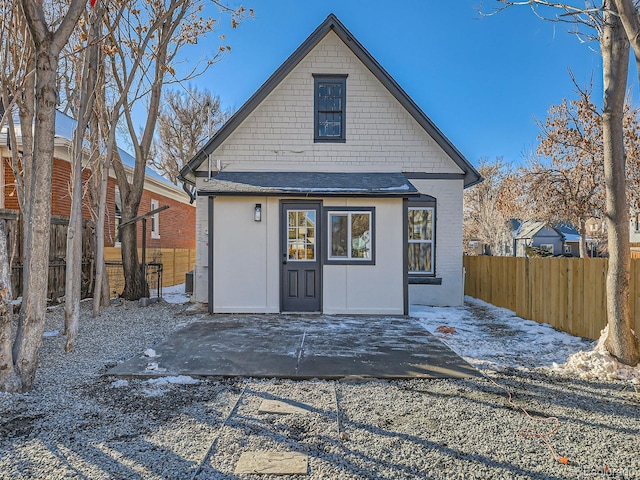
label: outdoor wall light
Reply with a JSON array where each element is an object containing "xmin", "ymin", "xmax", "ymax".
[{"xmin": 254, "ymin": 204, "xmax": 262, "ymax": 222}]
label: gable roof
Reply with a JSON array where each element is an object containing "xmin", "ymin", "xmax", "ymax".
[
  {"xmin": 513, "ymin": 220, "xmax": 566, "ymax": 240},
  {"xmin": 179, "ymin": 13, "xmax": 482, "ymax": 188}
]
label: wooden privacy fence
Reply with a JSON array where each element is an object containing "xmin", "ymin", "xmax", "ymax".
[
  {"xmin": 1, "ymin": 209, "xmax": 94, "ymax": 300},
  {"xmin": 104, "ymin": 247, "xmax": 195, "ymax": 292},
  {"xmin": 463, "ymin": 256, "xmax": 640, "ymax": 340}
]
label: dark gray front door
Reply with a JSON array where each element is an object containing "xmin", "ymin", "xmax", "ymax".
[{"xmin": 281, "ymin": 201, "xmax": 321, "ymax": 312}]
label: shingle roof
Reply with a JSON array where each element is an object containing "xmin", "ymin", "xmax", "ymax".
[
  {"xmin": 197, "ymin": 172, "xmax": 418, "ymax": 197},
  {"xmin": 180, "ymin": 13, "xmax": 482, "ymax": 189}
]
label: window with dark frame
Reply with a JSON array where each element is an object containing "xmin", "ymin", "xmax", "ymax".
[
  {"xmin": 314, "ymin": 74, "xmax": 346, "ymax": 142},
  {"xmin": 324, "ymin": 207, "xmax": 374, "ymax": 265},
  {"xmin": 407, "ymin": 195, "xmax": 437, "ymax": 277},
  {"xmin": 408, "ymin": 206, "xmax": 434, "ymax": 274}
]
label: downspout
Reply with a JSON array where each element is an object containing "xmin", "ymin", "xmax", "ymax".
[
  {"xmin": 208, "ymin": 195, "xmax": 214, "ymax": 314},
  {"xmin": 177, "ymin": 167, "xmax": 196, "ymax": 204}
]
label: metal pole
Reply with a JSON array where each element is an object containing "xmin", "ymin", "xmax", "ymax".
[{"xmin": 141, "ymin": 218, "xmax": 147, "ymax": 285}]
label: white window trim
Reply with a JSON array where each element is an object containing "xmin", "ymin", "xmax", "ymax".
[
  {"xmin": 564, "ymin": 244, "xmax": 572, "ymax": 254},
  {"xmin": 114, "ymin": 186, "xmax": 122, "ymax": 247},
  {"xmin": 151, "ymin": 200, "xmax": 160, "ymax": 238},
  {"xmin": 408, "ymin": 206, "xmax": 434, "ymax": 275},
  {"xmin": 151, "ymin": 199, "xmax": 160, "ymax": 239}
]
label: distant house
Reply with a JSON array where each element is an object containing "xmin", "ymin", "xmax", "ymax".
[
  {"xmin": 512, "ymin": 220, "xmax": 581, "ymax": 257},
  {"xmin": 179, "ymin": 14, "xmax": 481, "ymax": 314}
]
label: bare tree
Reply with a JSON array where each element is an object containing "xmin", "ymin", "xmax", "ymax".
[
  {"xmin": 0, "ymin": 0, "xmax": 88, "ymax": 393},
  {"xmin": 463, "ymin": 158, "xmax": 515, "ymax": 256},
  {"xmin": 63, "ymin": 5, "xmax": 106, "ymax": 351},
  {"xmin": 151, "ymin": 87, "xmax": 228, "ymax": 184},
  {"xmin": 492, "ymin": 0, "xmax": 639, "ymax": 365},
  {"xmin": 103, "ymin": 0, "xmax": 251, "ymax": 300}
]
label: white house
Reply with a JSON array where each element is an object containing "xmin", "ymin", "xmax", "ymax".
[{"xmin": 179, "ymin": 14, "xmax": 481, "ymax": 314}]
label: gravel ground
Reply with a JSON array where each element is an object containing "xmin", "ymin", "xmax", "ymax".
[{"xmin": 1, "ymin": 300, "xmax": 639, "ymax": 479}]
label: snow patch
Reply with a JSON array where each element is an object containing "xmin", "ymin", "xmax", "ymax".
[
  {"xmin": 143, "ymin": 348, "xmax": 158, "ymax": 358},
  {"xmin": 549, "ymin": 326, "xmax": 640, "ymax": 383},
  {"xmin": 43, "ymin": 330, "xmax": 60, "ymax": 338},
  {"xmin": 411, "ymin": 297, "xmax": 592, "ymax": 372},
  {"xmin": 152, "ymin": 283, "xmax": 190, "ymax": 304},
  {"xmin": 412, "ymin": 296, "xmax": 640, "ymax": 383},
  {"xmin": 110, "ymin": 379, "xmax": 129, "ymax": 388},
  {"xmin": 144, "ymin": 375, "xmax": 200, "ymax": 386},
  {"xmin": 145, "ymin": 362, "xmax": 166, "ymax": 372}
]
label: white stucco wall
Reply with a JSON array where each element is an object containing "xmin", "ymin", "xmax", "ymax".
[
  {"xmin": 409, "ymin": 179, "xmax": 465, "ymax": 307},
  {"xmin": 322, "ymin": 198, "xmax": 404, "ymax": 315},
  {"xmin": 194, "ymin": 195, "xmax": 405, "ymax": 314},
  {"xmin": 210, "ymin": 196, "xmax": 280, "ymax": 313}
]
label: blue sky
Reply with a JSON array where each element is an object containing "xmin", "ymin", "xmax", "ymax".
[{"xmin": 183, "ymin": 0, "xmax": 626, "ymax": 167}]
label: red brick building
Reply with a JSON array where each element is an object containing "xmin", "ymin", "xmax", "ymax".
[{"xmin": 0, "ymin": 111, "xmax": 195, "ymax": 257}]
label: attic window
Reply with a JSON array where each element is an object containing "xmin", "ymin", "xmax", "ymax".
[{"xmin": 314, "ymin": 74, "xmax": 347, "ymax": 142}]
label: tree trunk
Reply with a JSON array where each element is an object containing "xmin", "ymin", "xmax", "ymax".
[
  {"xmin": 601, "ymin": 3, "xmax": 640, "ymax": 365},
  {"xmin": 64, "ymin": 6, "xmax": 103, "ymax": 348},
  {"xmin": 93, "ymin": 154, "xmax": 111, "ymax": 316},
  {"xmin": 11, "ymin": 41, "xmax": 58, "ymax": 391},
  {"xmin": 578, "ymin": 219, "xmax": 587, "ymax": 258},
  {"xmin": 16, "ymin": 62, "xmax": 34, "ymax": 301},
  {"xmin": 0, "ymin": 222, "xmax": 20, "ymax": 391},
  {"xmin": 120, "ymin": 216, "xmax": 149, "ymax": 300}
]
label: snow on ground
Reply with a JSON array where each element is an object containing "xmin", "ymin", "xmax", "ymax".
[
  {"xmin": 411, "ymin": 296, "xmax": 640, "ymax": 383},
  {"xmin": 152, "ymin": 283, "xmax": 190, "ymax": 304}
]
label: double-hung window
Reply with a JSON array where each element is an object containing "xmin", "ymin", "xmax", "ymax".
[
  {"xmin": 325, "ymin": 207, "xmax": 374, "ymax": 264},
  {"xmin": 407, "ymin": 197, "xmax": 436, "ymax": 276},
  {"xmin": 115, "ymin": 186, "xmax": 122, "ymax": 246},
  {"xmin": 151, "ymin": 199, "xmax": 160, "ymax": 239},
  {"xmin": 314, "ymin": 74, "xmax": 346, "ymax": 142}
]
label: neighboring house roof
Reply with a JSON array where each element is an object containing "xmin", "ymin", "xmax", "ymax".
[
  {"xmin": 179, "ymin": 13, "xmax": 482, "ymax": 189},
  {"xmin": 53, "ymin": 110, "xmax": 177, "ymax": 189},
  {"xmin": 197, "ymin": 171, "xmax": 419, "ymax": 196},
  {"xmin": 513, "ymin": 220, "xmax": 559, "ymax": 240},
  {"xmin": 513, "ymin": 220, "xmax": 585, "ymax": 243},
  {"xmin": 554, "ymin": 223, "xmax": 581, "ymax": 243}
]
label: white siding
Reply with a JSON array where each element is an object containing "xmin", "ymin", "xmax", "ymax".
[
  {"xmin": 409, "ymin": 179, "xmax": 464, "ymax": 307},
  {"xmin": 211, "ymin": 196, "xmax": 280, "ymax": 313},
  {"xmin": 196, "ymin": 31, "xmax": 464, "ymax": 176}
]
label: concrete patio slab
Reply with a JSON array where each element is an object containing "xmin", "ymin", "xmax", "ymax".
[{"xmin": 107, "ymin": 314, "xmax": 479, "ymax": 379}]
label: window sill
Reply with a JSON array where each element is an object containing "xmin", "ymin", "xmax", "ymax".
[
  {"xmin": 408, "ymin": 276, "xmax": 442, "ymax": 285},
  {"xmin": 325, "ymin": 259, "xmax": 375, "ymax": 266},
  {"xmin": 314, "ymin": 138, "xmax": 346, "ymax": 143},
  {"xmin": 151, "ymin": 233, "xmax": 160, "ymax": 240}
]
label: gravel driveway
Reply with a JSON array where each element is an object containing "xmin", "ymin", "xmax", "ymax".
[{"xmin": 1, "ymin": 300, "xmax": 638, "ymax": 479}]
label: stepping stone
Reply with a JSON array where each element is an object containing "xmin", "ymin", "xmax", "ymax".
[
  {"xmin": 258, "ymin": 399, "xmax": 311, "ymax": 415},
  {"xmin": 234, "ymin": 451, "xmax": 308, "ymax": 475}
]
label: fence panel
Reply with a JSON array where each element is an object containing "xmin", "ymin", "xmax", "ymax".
[
  {"xmin": 464, "ymin": 255, "xmax": 640, "ymax": 340},
  {"xmin": 103, "ymin": 247, "xmax": 195, "ymax": 294},
  {"xmin": 1, "ymin": 209, "xmax": 94, "ymax": 300}
]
